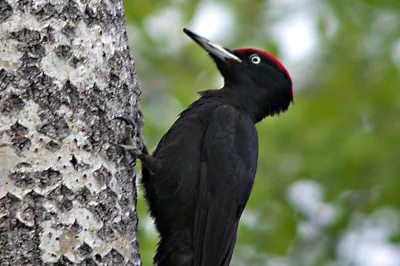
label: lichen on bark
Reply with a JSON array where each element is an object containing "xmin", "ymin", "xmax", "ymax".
[{"xmin": 0, "ymin": 0, "xmax": 142, "ymax": 265}]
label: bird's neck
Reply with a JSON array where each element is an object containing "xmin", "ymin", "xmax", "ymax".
[{"xmin": 199, "ymin": 87, "xmax": 270, "ymax": 123}]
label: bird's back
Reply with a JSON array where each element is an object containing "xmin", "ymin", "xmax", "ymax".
[{"xmin": 142, "ymin": 98, "xmax": 223, "ymax": 265}]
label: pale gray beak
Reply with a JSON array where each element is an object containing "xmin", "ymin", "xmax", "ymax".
[{"xmin": 183, "ymin": 28, "xmax": 242, "ymax": 63}]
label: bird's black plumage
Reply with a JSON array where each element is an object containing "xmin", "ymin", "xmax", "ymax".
[{"xmin": 134, "ymin": 29, "xmax": 293, "ymax": 266}]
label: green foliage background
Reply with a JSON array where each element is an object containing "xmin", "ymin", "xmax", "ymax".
[{"xmin": 123, "ymin": 1, "xmax": 400, "ymax": 265}]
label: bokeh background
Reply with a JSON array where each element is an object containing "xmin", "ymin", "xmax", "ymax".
[{"xmin": 123, "ymin": 0, "xmax": 400, "ymax": 265}]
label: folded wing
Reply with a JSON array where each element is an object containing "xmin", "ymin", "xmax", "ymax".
[{"xmin": 193, "ymin": 105, "xmax": 258, "ymax": 266}]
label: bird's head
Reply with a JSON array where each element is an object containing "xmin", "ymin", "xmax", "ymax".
[{"xmin": 184, "ymin": 28, "xmax": 293, "ymax": 120}]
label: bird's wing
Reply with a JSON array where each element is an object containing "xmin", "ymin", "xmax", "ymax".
[{"xmin": 194, "ymin": 105, "xmax": 258, "ymax": 266}]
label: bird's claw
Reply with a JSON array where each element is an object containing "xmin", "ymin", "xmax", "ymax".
[
  {"xmin": 112, "ymin": 115, "xmax": 145, "ymax": 159},
  {"xmin": 113, "ymin": 116, "xmax": 136, "ymax": 127},
  {"xmin": 111, "ymin": 142, "xmax": 143, "ymax": 158}
]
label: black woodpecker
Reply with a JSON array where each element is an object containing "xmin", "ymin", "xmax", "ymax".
[{"xmin": 115, "ymin": 28, "xmax": 293, "ymax": 266}]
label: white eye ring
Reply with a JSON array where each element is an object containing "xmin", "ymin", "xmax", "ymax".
[{"xmin": 250, "ymin": 55, "xmax": 261, "ymax": 64}]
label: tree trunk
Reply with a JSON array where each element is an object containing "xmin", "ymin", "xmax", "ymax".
[{"xmin": 0, "ymin": 0, "xmax": 142, "ymax": 265}]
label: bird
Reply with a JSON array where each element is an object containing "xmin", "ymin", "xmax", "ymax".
[{"xmin": 115, "ymin": 28, "xmax": 293, "ymax": 266}]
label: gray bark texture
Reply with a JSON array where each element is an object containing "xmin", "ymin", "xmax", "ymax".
[{"xmin": 0, "ymin": 0, "xmax": 143, "ymax": 265}]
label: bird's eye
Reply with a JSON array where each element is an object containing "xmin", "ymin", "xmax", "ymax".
[{"xmin": 250, "ymin": 55, "xmax": 261, "ymax": 64}]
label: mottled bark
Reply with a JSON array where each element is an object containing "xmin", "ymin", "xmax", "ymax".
[{"xmin": 0, "ymin": 0, "xmax": 143, "ymax": 265}]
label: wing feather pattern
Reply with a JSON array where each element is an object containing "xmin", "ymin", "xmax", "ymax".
[{"xmin": 193, "ymin": 105, "xmax": 258, "ymax": 266}]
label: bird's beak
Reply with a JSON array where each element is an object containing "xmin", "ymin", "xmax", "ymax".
[{"xmin": 183, "ymin": 28, "xmax": 242, "ymax": 63}]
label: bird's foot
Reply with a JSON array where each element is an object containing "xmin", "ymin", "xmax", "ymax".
[
  {"xmin": 112, "ymin": 116, "xmax": 146, "ymax": 159},
  {"xmin": 112, "ymin": 116, "xmax": 161, "ymax": 173},
  {"xmin": 111, "ymin": 142, "xmax": 143, "ymax": 158}
]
